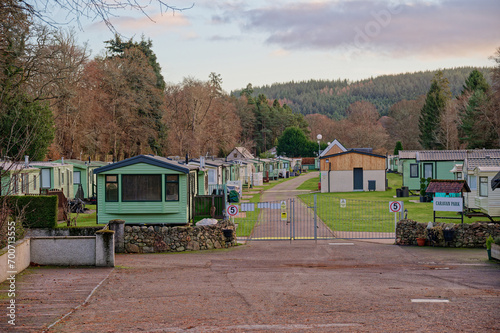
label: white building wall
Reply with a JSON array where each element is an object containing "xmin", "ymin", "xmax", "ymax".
[{"xmin": 321, "ymin": 170, "xmax": 386, "ymax": 192}]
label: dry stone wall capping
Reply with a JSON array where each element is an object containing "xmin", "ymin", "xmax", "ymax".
[
  {"xmin": 396, "ymin": 219, "xmax": 500, "ymax": 248},
  {"xmin": 123, "ymin": 220, "xmax": 237, "ymax": 253}
]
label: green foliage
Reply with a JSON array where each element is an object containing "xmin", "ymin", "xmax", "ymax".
[
  {"xmin": 459, "ymin": 70, "xmax": 496, "ymax": 149},
  {"xmin": 393, "ymin": 141, "xmax": 403, "ymax": 155},
  {"xmin": 462, "ymin": 69, "xmax": 489, "ymax": 94},
  {"xmin": 239, "ymin": 92, "xmax": 310, "ymax": 155},
  {"xmin": 233, "ymin": 67, "xmax": 491, "ymax": 118},
  {"xmin": 5, "ymin": 195, "xmax": 58, "ymax": 228},
  {"xmin": 419, "ymin": 177, "xmax": 432, "ymax": 198},
  {"xmin": 105, "ymin": 35, "xmax": 166, "ymax": 90},
  {"xmin": 277, "ymin": 127, "xmax": 318, "ymax": 157},
  {"xmin": 418, "ymin": 71, "xmax": 451, "ymax": 149},
  {"xmin": 0, "ymin": 93, "xmax": 55, "ymax": 160},
  {"xmin": 486, "ymin": 235, "xmax": 494, "ymax": 250}
]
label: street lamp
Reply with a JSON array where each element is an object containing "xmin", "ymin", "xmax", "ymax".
[{"xmin": 316, "ymin": 134, "xmax": 322, "ymax": 157}]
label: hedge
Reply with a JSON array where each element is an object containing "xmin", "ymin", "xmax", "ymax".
[{"xmin": 3, "ymin": 195, "xmax": 58, "ymax": 228}]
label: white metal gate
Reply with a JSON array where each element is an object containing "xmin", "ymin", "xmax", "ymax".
[{"xmin": 233, "ymin": 195, "xmax": 396, "ymax": 241}]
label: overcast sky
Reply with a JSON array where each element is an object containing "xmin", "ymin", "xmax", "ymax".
[{"xmin": 49, "ymin": 0, "xmax": 500, "ymax": 92}]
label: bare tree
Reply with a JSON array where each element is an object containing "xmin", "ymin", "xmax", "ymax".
[{"xmin": 13, "ymin": 0, "xmax": 193, "ymax": 34}]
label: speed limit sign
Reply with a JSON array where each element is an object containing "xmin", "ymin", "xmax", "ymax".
[
  {"xmin": 227, "ymin": 204, "xmax": 239, "ymax": 216},
  {"xmin": 389, "ymin": 201, "xmax": 403, "ymax": 213}
]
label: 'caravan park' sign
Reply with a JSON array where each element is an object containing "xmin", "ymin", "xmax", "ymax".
[{"xmin": 433, "ymin": 197, "xmax": 463, "ymax": 212}]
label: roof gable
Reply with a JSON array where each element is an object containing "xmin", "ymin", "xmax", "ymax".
[
  {"xmin": 320, "ymin": 149, "xmax": 386, "ymax": 160},
  {"xmin": 320, "ymin": 139, "xmax": 347, "ymax": 157},
  {"xmin": 94, "ymin": 155, "xmax": 194, "ymax": 174},
  {"xmin": 426, "ymin": 180, "xmax": 470, "ymax": 193}
]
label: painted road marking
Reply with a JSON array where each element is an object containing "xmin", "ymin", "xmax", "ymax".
[
  {"xmin": 329, "ymin": 243, "xmax": 355, "ymax": 246},
  {"xmin": 411, "ymin": 299, "xmax": 450, "ymax": 303}
]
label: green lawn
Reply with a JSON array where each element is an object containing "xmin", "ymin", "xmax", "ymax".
[
  {"xmin": 296, "ymin": 174, "xmax": 320, "ymax": 191},
  {"xmin": 57, "ymin": 204, "xmax": 98, "ymax": 228},
  {"xmin": 298, "ymin": 173, "xmax": 489, "ymax": 229}
]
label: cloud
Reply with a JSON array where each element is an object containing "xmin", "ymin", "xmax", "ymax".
[
  {"xmin": 93, "ymin": 12, "xmax": 191, "ymax": 35},
  {"xmin": 270, "ymin": 49, "xmax": 291, "ymax": 57},
  {"xmin": 227, "ymin": 0, "xmax": 500, "ymax": 58}
]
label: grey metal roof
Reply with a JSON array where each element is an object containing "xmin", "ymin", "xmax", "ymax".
[
  {"xmin": 418, "ymin": 150, "xmax": 500, "ymax": 161},
  {"xmin": 399, "ymin": 149, "xmax": 500, "ymax": 161},
  {"xmin": 398, "ymin": 151, "xmax": 418, "ymax": 159},
  {"xmin": 466, "ymin": 157, "xmax": 500, "ymax": 170},
  {"xmin": 94, "ymin": 155, "xmax": 200, "ymax": 174}
]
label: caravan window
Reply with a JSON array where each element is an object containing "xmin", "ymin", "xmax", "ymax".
[
  {"xmin": 423, "ymin": 163, "xmax": 433, "ymax": 179},
  {"xmin": 105, "ymin": 175, "xmax": 118, "ymax": 202},
  {"xmin": 468, "ymin": 175, "xmax": 477, "ymax": 190},
  {"xmin": 41, "ymin": 169, "xmax": 51, "ymax": 189},
  {"xmin": 410, "ymin": 164, "xmax": 418, "ymax": 178},
  {"xmin": 479, "ymin": 177, "xmax": 488, "ymax": 197},
  {"xmin": 165, "ymin": 175, "xmax": 179, "ymax": 201},
  {"xmin": 74, "ymin": 171, "xmax": 81, "ymax": 184},
  {"xmin": 122, "ymin": 175, "xmax": 161, "ymax": 202}
]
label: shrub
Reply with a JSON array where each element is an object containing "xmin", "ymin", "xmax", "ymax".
[
  {"xmin": 4, "ymin": 195, "xmax": 58, "ymax": 228},
  {"xmin": 486, "ymin": 235, "xmax": 494, "ymax": 250}
]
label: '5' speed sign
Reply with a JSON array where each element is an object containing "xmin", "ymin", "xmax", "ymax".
[
  {"xmin": 227, "ymin": 205, "xmax": 239, "ymax": 216},
  {"xmin": 389, "ymin": 201, "xmax": 403, "ymax": 213}
]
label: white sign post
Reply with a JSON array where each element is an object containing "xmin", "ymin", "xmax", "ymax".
[
  {"xmin": 389, "ymin": 201, "xmax": 404, "ymax": 241},
  {"xmin": 432, "ymin": 197, "xmax": 464, "ymax": 224},
  {"xmin": 433, "ymin": 197, "xmax": 463, "ymax": 212}
]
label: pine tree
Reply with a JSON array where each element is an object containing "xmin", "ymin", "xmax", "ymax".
[
  {"xmin": 418, "ymin": 71, "xmax": 451, "ymax": 149},
  {"xmin": 393, "ymin": 141, "xmax": 403, "ymax": 155},
  {"xmin": 458, "ymin": 70, "xmax": 494, "ymax": 148}
]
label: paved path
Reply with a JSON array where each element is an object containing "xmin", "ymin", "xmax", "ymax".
[
  {"xmin": 248, "ymin": 172, "xmax": 335, "ymax": 240},
  {"xmin": 2, "ymin": 242, "xmax": 498, "ymax": 332}
]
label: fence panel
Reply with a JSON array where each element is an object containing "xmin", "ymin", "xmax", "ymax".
[
  {"xmin": 315, "ymin": 196, "xmax": 395, "ymax": 239},
  {"xmin": 194, "ymin": 195, "xmax": 224, "ymax": 219}
]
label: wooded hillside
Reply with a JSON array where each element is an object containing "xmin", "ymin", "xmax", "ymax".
[{"xmin": 234, "ymin": 67, "xmax": 492, "ymax": 119}]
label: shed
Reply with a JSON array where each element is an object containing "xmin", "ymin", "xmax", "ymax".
[
  {"xmin": 93, "ymin": 155, "xmax": 207, "ymax": 225},
  {"xmin": 319, "ymin": 150, "xmax": 386, "ymax": 192},
  {"xmin": 425, "ymin": 180, "xmax": 471, "ymax": 196}
]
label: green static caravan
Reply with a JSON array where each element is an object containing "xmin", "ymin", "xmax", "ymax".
[
  {"xmin": 258, "ymin": 158, "xmax": 278, "ymax": 180},
  {"xmin": 54, "ymin": 159, "xmax": 108, "ymax": 200},
  {"xmin": 275, "ymin": 157, "xmax": 293, "ymax": 177},
  {"xmin": 188, "ymin": 158, "xmax": 226, "ymax": 195},
  {"xmin": 233, "ymin": 160, "xmax": 255, "ymax": 186},
  {"xmin": 93, "ymin": 155, "xmax": 208, "ymax": 225},
  {"xmin": 0, "ymin": 162, "xmax": 40, "ymax": 196},
  {"xmin": 30, "ymin": 161, "xmax": 74, "ymax": 199},
  {"xmin": 399, "ymin": 149, "xmax": 500, "ymax": 191}
]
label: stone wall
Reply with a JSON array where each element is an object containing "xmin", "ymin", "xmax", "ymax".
[
  {"xmin": 124, "ymin": 220, "xmax": 236, "ymax": 253},
  {"xmin": 396, "ymin": 219, "xmax": 500, "ymax": 248}
]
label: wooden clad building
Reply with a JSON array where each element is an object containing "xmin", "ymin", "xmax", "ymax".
[{"xmin": 319, "ymin": 150, "xmax": 386, "ymax": 192}]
